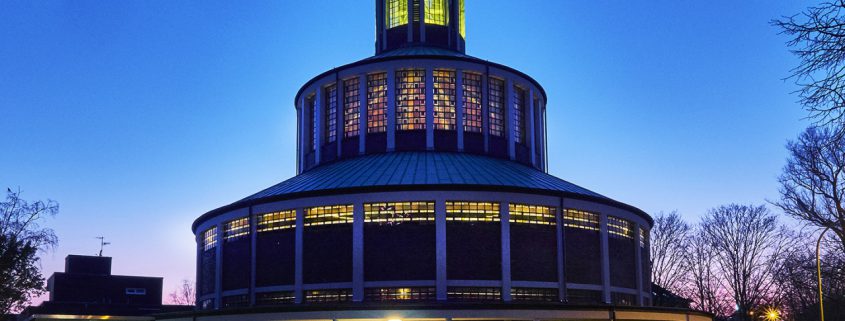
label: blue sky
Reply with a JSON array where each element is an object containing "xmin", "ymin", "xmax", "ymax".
[{"xmin": 0, "ymin": 1, "xmax": 813, "ymax": 302}]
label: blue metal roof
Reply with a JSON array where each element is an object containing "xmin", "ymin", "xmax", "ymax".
[{"xmin": 244, "ymin": 152, "xmax": 606, "ymax": 201}]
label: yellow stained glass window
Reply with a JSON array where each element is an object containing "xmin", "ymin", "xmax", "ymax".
[
  {"xmin": 304, "ymin": 204, "xmax": 353, "ymax": 226},
  {"xmin": 459, "ymin": 0, "xmax": 465, "ymax": 38},
  {"xmin": 223, "ymin": 217, "xmax": 250, "ymax": 241},
  {"xmin": 387, "ymin": 0, "xmax": 409, "ymax": 28},
  {"xmin": 202, "ymin": 226, "xmax": 217, "ymax": 251},
  {"xmin": 446, "ymin": 201, "xmax": 500, "ymax": 222},
  {"xmin": 433, "ymin": 69, "xmax": 456, "ymax": 130},
  {"xmin": 364, "ymin": 201, "xmax": 435, "ymax": 223},
  {"xmin": 639, "ymin": 226, "xmax": 649, "ymax": 248},
  {"xmin": 563, "ymin": 209, "xmax": 600, "ymax": 231},
  {"xmin": 425, "ymin": 0, "xmax": 448, "ymax": 26},
  {"xmin": 509, "ymin": 203, "xmax": 556, "ymax": 225},
  {"xmin": 257, "ymin": 210, "xmax": 296, "ymax": 232},
  {"xmin": 396, "ymin": 69, "xmax": 426, "ymax": 131},
  {"xmin": 608, "ymin": 216, "xmax": 634, "ymax": 239}
]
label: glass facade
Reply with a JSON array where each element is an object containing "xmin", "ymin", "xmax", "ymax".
[
  {"xmin": 396, "ymin": 69, "xmax": 426, "ymax": 130},
  {"xmin": 433, "ymin": 69, "xmax": 456, "ymax": 130},
  {"xmin": 563, "ymin": 209, "xmax": 600, "ymax": 231},
  {"xmin": 343, "ymin": 78, "xmax": 360, "ymax": 138},
  {"xmin": 365, "ymin": 287, "xmax": 436, "ymax": 302},
  {"xmin": 446, "ymin": 201, "xmax": 499, "ymax": 221},
  {"xmin": 324, "ymin": 85, "xmax": 338, "ymax": 144},
  {"xmin": 424, "ymin": 0, "xmax": 449, "ymax": 26},
  {"xmin": 202, "ymin": 226, "xmax": 217, "ymax": 251},
  {"xmin": 364, "ymin": 201, "xmax": 435, "ymax": 223},
  {"xmin": 462, "ymin": 72, "xmax": 483, "ymax": 133},
  {"xmin": 639, "ymin": 226, "xmax": 648, "ymax": 248},
  {"xmin": 367, "ymin": 73, "xmax": 388, "ymax": 133},
  {"xmin": 257, "ymin": 210, "xmax": 296, "ymax": 232},
  {"xmin": 386, "ymin": 0, "xmax": 408, "ymax": 28},
  {"xmin": 304, "ymin": 205, "xmax": 354, "ymax": 226},
  {"xmin": 223, "ymin": 217, "xmax": 249, "ymax": 241},
  {"xmin": 509, "ymin": 203, "xmax": 556, "ymax": 225},
  {"xmin": 488, "ymin": 77, "xmax": 505, "ymax": 137},
  {"xmin": 513, "ymin": 86, "xmax": 526, "ymax": 144},
  {"xmin": 608, "ymin": 216, "xmax": 634, "ymax": 239}
]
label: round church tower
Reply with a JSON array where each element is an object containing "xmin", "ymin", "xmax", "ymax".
[{"xmin": 173, "ymin": 2, "xmax": 712, "ymax": 321}]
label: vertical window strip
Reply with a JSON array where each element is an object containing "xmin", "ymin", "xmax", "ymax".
[
  {"xmin": 433, "ymin": 69, "xmax": 456, "ymax": 130},
  {"xmin": 202, "ymin": 226, "xmax": 217, "ymax": 251},
  {"xmin": 304, "ymin": 205, "xmax": 354, "ymax": 226},
  {"xmin": 458, "ymin": 0, "xmax": 465, "ymax": 38},
  {"xmin": 424, "ymin": 0, "xmax": 448, "ymax": 26},
  {"xmin": 364, "ymin": 201, "xmax": 435, "ymax": 223},
  {"xmin": 309, "ymin": 97, "xmax": 317, "ymax": 151},
  {"xmin": 608, "ymin": 216, "xmax": 635, "ymax": 239},
  {"xmin": 513, "ymin": 86, "xmax": 526, "ymax": 144},
  {"xmin": 563, "ymin": 209, "xmax": 600, "ymax": 231},
  {"xmin": 508, "ymin": 203, "xmax": 556, "ymax": 225},
  {"xmin": 223, "ymin": 217, "xmax": 250, "ymax": 241},
  {"xmin": 462, "ymin": 72, "xmax": 483, "ymax": 133},
  {"xmin": 325, "ymin": 84, "xmax": 338, "ymax": 143},
  {"xmin": 367, "ymin": 73, "xmax": 388, "ymax": 133},
  {"xmin": 639, "ymin": 227, "xmax": 648, "ymax": 248},
  {"xmin": 488, "ymin": 78, "xmax": 505, "ymax": 137},
  {"xmin": 396, "ymin": 69, "xmax": 427, "ymax": 130},
  {"xmin": 257, "ymin": 210, "xmax": 296, "ymax": 232},
  {"xmin": 386, "ymin": 0, "xmax": 408, "ymax": 28},
  {"xmin": 343, "ymin": 78, "xmax": 360, "ymax": 138},
  {"xmin": 445, "ymin": 201, "xmax": 500, "ymax": 222}
]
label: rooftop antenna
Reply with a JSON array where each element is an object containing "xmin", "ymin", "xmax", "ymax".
[{"xmin": 95, "ymin": 236, "xmax": 110, "ymax": 256}]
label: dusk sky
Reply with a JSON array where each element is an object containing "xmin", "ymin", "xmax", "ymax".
[{"xmin": 0, "ymin": 1, "xmax": 814, "ymax": 303}]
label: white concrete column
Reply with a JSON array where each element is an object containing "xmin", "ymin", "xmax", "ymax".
[
  {"xmin": 555, "ymin": 200, "xmax": 566, "ymax": 302},
  {"xmin": 359, "ymin": 74, "xmax": 367, "ymax": 154},
  {"xmin": 294, "ymin": 208, "xmax": 305, "ymax": 303},
  {"xmin": 426, "ymin": 66, "xmax": 434, "ymax": 150},
  {"xmin": 214, "ymin": 223, "xmax": 223, "ymax": 309},
  {"xmin": 352, "ymin": 202, "xmax": 365, "ymax": 302},
  {"xmin": 456, "ymin": 69, "xmax": 464, "ymax": 151},
  {"xmin": 635, "ymin": 223, "xmax": 644, "ymax": 306},
  {"xmin": 505, "ymin": 79, "xmax": 515, "ymax": 160},
  {"xmin": 314, "ymin": 87, "xmax": 324, "ymax": 165},
  {"xmin": 249, "ymin": 207, "xmax": 257, "ymax": 306},
  {"xmin": 482, "ymin": 72, "xmax": 489, "ymax": 153},
  {"xmin": 527, "ymin": 87, "xmax": 536, "ymax": 165},
  {"xmin": 600, "ymin": 214, "xmax": 611, "ymax": 303},
  {"xmin": 387, "ymin": 67, "xmax": 396, "ymax": 151},
  {"xmin": 435, "ymin": 199, "xmax": 447, "ymax": 300},
  {"xmin": 500, "ymin": 203, "xmax": 512, "ymax": 302}
]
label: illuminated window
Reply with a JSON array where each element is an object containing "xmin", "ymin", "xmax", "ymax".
[
  {"xmin": 458, "ymin": 0, "xmax": 465, "ymax": 38},
  {"xmin": 365, "ymin": 287, "xmax": 436, "ymax": 302},
  {"xmin": 447, "ymin": 287, "xmax": 501, "ymax": 301},
  {"xmin": 509, "ymin": 203, "xmax": 556, "ymax": 225},
  {"xmin": 639, "ymin": 227, "xmax": 649, "ymax": 248},
  {"xmin": 608, "ymin": 216, "xmax": 634, "ymax": 240},
  {"xmin": 433, "ymin": 69, "xmax": 456, "ymax": 130},
  {"xmin": 513, "ymin": 86, "xmax": 526, "ymax": 144},
  {"xmin": 221, "ymin": 294, "xmax": 248, "ymax": 308},
  {"xmin": 424, "ymin": 0, "xmax": 448, "ymax": 26},
  {"xmin": 255, "ymin": 291, "xmax": 294, "ymax": 305},
  {"xmin": 304, "ymin": 289, "xmax": 352, "ymax": 303},
  {"xmin": 386, "ymin": 0, "xmax": 408, "ymax": 28},
  {"xmin": 304, "ymin": 204, "xmax": 353, "ymax": 226},
  {"xmin": 223, "ymin": 217, "xmax": 249, "ymax": 241},
  {"xmin": 202, "ymin": 226, "xmax": 217, "ymax": 251},
  {"xmin": 446, "ymin": 201, "xmax": 499, "ymax": 222},
  {"xmin": 257, "ymin": 210, "xmax": 296, "ymax": 232},
  {"xmin": 364, "ymin": 201, "xmax": 435, "ymax": 223},
  {"xmin": 396, "ymin": 69, "xmax": 426, "ymax": 130},
  {"xmin": 324, "ymin": 84, "xmax": 338, "ymax": 143},
  {"xmin": 563, "ymin": 209, "xmax": 600, "ymax": 231},
  {"xmin": 462, "ymin": 72, "xmax": 482, "ymax": 133},
  {"xmin": 343, "ymin": 78, "xmax": 360, "ymax": 138},
  {"xmin": 488, "ymin": 77, "xmax": 505, "ymax": 137},
  {"xmin": 308, "ymin": 95, "xmax": 317, "ymax": 151},
  {"xmin": 511, "ymin": 287, "xmax": 558, "ymax": 302},
  {"xmin": 367, "ymin": 73, "xmax": 388, "ymax": 133}
]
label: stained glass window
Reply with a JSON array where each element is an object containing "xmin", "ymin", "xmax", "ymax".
[
  {"xmin": 343, "ymin": 78, "xmax": 360, "ymax": 138},
  {"xmin": 563, "ymin": 209, "xmax": 600, "ymax": 231},
  {"xmin": 396, "ymin": 69, "xmax": 426, "ymax": 130},
  {"xmin": 223, "ymin": 217, "xmax": 249, "ymax": 241},
  {"xmin": 462, "ymin": 72, "xmax": 482, "ymax": 133},
  {"xmin": 433, "ymin": 69, "xmax": 456, "ymax": 130},
  {"xmin": 309, "ymin": 96, "xmax": 317, "ymax": 151},
  {"xmin": 608, "ymin": 216, "xmax": 634, "ymax": 239},
  {"xmin": 424, "ymin": 0, "xmax": 448, "ymax": 26},
  {"xmin": 386, "ymin": 0, "xmax": 408, "ymax": 28},
  {"xmin": 257, "ymin": 210, "xmax": 296, "ymax": 232},
  {"xmin": 513, "ymin": 86, "xmax": 526, "ymax": 144},
  {"xmin": 364, "ymin": 201, "xmax": 435, "ymax": 223},
  {"xmin": 488, "ymin": 77, "xmax": 505, "ymax": 137},
  {"xmin": 509, "ymin": 203, "xmax": 556, "ymax": 225},
  {"xmin": 365, "ymin": 287, "xmax": 436, "ymax": 302},
  {"xmin": 367, "ymin": 73, "xmax": 388, "ymax": 133},
  {"xmin": 304, "ymin": 205, "xmax": 354, "ymax": 226},
  {"xmin": 325, "ymin": 84, "xmax": 338, "ymax": 143},
  {"xmin": 446, "ymin": 201, "xmax": 499, "ymax": 222},
  {"xmin": 202, "ymin": 226, "xmax": 217, "ymax": 251}
]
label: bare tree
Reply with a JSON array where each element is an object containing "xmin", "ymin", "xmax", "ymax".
[
  {"xmin": 685, "ymin": 229, "xmax": 731, "ymax": 318},
  {"xmin": 650, "ymin": 211, "xmax": 691, "ymax": 294},
  {"xmin": 773, "ymin": 1, "xmax": 845, "ymax": 129},
  {"xmin": 168, "ymin": 279, "xmax": 195, "ymax": 306},
  {"xmin": 700, "ymin": 204, "xmax": 791, "ymax": 321},
  {"xmin": 775, "ymin": 126, "xmax": 845, "ymax": 250}
]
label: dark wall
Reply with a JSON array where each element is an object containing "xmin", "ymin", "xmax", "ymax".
[
  {"xmin": 434, "ymin": 130, "xmax": 457, "ymax": 151},
  {"xmin": 49, "ymin": 273, "xmax": 162, "ymax": 305},
  {"xmin": 564, "ymin": 228, "xmax": 601, "ymax": 284},
  {"xmin": 395, "ymin": 130, "xmax": 426, "ymax": 151},
  {"xmin": 222, "ymin": 238, "xmax": 250, "ymax": 291},
  {"xmin": 463, "ymin": 132, "xmax": 483, "ymax": 154},
  {"xmin": 510, "ymin": 225, "xmax": 557, "ymax": 282},
  {"xmin": 609, "ymin": 237, "xmax": 636, "ymax": 288},
  {"xmin": 303, "ymin": 225, "xmax": 352, "ymax": 283},
  {"xmin": 341, "ymin": 137, "xmax": 359, "ymax": 158},
  {"xmin": 365, "ymin": 132, "xmax": 387, "ymax": 154},
  {"xmin": 364, "ymin": 223, "xmax": 436, "ymax": 281},
  {"xmin": 447, "ymin": 223, "xmax": 500, "ymax": 280},
  {"xmin": 65, "ymin": 255, "xmax": 111, "ymax": 275},
  {"xmin": 256, "ymin": 230, "xmax": 296, "ymax": 287},
  {"xmin": 200, "ymin": 250, "xmax": 216, "ymax": 295}
]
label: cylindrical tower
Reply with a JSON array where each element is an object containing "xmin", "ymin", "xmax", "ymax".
[{"xmin": 169, "ymin": 2, "xmax": 713, "ymax": 321}]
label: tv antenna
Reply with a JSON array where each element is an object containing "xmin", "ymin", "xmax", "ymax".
[{"xmin": 95, "ymin": 236, "xmax": 111, "ymax": 256}]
